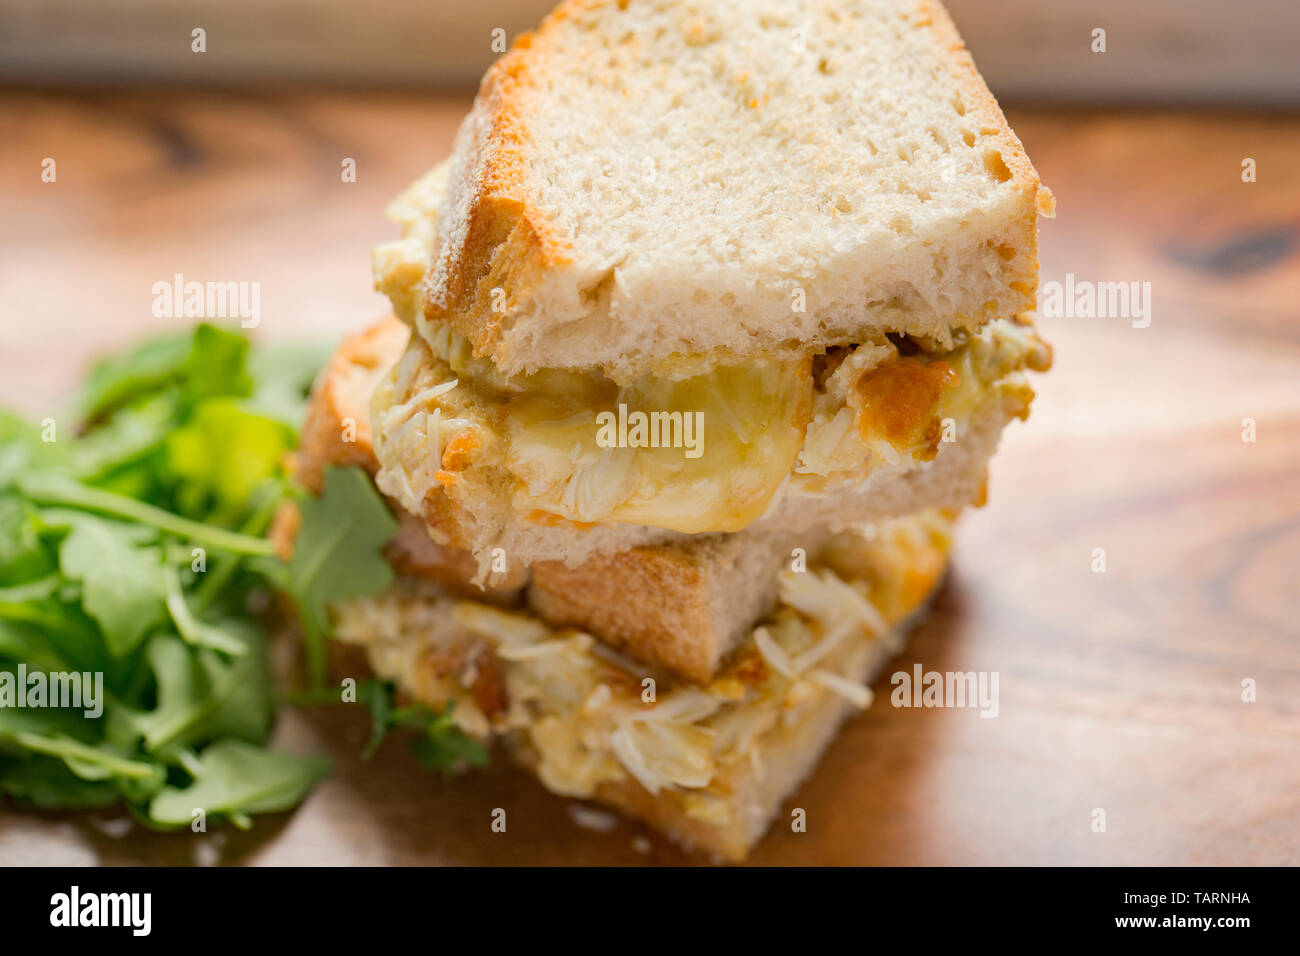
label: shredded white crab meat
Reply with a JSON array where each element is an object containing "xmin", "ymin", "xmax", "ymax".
[{"xmin": 808, "ymin": 669, "xmax": 875, "ymax": 709}]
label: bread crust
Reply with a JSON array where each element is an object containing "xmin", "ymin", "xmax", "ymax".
[
  {"xmin": 427, "ymin": 32, "xmax": 571, "ymax": 363},
  {"xmin": 298, "ymin": 314, "xmax": 410, "ymax": 494}
]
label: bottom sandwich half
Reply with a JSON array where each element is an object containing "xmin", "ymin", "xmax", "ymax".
[{"xmin": 328, "ymin": 510, "xmax": 952, "ymax": 861}]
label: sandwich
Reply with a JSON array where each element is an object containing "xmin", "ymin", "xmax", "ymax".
[
  {"xmin": 293, "ymin": 0, "xmax": 1052, "ymax": 861},
  {"xmin": 368, "ymin": 0, "xmax": 1052, "ymax": 571},
  {"xmin": 296, "ymin": 318, "xmax": 953, "ymax": 860}
]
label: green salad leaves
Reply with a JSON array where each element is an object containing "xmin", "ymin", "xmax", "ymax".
[
  {"xmin": 278, "ymin": 467, "xmax": 398, "ymax": 687},
  {"xmin": 0, "ymin": 325, "xmax": 342, "ymax": 826},
  {"xmin": 1, "ymin": 323, "xmax": 486, "ymax": 830}
]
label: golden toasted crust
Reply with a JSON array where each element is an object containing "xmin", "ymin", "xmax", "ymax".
[
  {"xmin": 298, "ymin": 315, "xmax": 410, "ymax": 493},
  {"xmin": 529, "ymin": 548, "xmax": 713, "ymax": 680},
  {"xmin": 427, "ymin": 27, "xmax": 572, "ymax": 364}
]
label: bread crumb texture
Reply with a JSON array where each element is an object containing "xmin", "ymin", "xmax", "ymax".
[{"xmin": 425, "ymin": 0, "xmax": 1048, "ymax": 377}]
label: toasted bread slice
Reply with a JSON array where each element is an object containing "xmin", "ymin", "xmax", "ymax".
[
  {"xmin": 331, "ymin": 511, "xmax": 953, "ymax": 861},
  {"xmin": 410, "ymin": 0, "xmax": 1052, "ymax": 379},
  {"xmin": 527, "ymin": 532, "xmax": 800, "ymax": 685}
]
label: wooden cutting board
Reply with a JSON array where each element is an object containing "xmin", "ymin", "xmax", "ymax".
[{"xmin": 1, "ymin": 92, "xmax": 1297, "ymax": 865}]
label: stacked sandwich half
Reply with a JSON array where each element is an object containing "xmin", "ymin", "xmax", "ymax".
[{"xmin": 299, "ymin": 0, "xmax": 1053, "ymax": 861}]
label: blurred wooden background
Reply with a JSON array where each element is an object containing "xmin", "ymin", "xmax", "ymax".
[
  {"xmin": 1, "ymin": 0, "xmax": 1299, "ymax": 103},
  {"xmin": 0, "ymin": 89, "xmax": 1297, "ymax": 864}
]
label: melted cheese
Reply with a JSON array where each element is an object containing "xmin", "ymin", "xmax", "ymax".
[
  {"xmin": 373, "ymin": 311, "xmax": 1048, "ymax": 535},
  {"xmin": 503, "ymin": 355, "xmax": 813, "ymax": 533}
]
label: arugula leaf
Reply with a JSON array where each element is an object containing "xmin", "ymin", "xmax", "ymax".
[
  {"xmin": 57, "ymin": 514, "xmax": 167, "ymax": 657},
  {"xmin": 7, "ymin": 731, "xmax": 161, "ymax": 783},
  {"xmin": 1, "ymin": 322, "xmax": 347, "ymax": 828},
  {"xmin": 359, "ymin": 679, "xmax": 396, "ymax": 759},
  {"xmin": 76, "ymin": 323, "xmax": 250, "ymax": 423},
  {"xmin": 0, "ymin": 602, "xmax": 110, "ymax": 680},
  {"xmin": 161, "ymin": 564, "xmax": 247, "ymax": 656},
  {"xmin": 358, "ymin": 680, "xmax": 488, "ymax": 777},
  {"xmin": 67, "ymin": 392, "xmax": 176, "ymax": 481},
  {"xmin": 0, "ymin": 618, "xmax": 57, "ymax": 667},
  {"xmin": 406, "ymin": 708, "xmax": 489, "ymax": 777},
  {"xmin": 166, "ymin": 399, "xmax": 292, "ymax": 515},
  {"xmin": 0, "ymin": 676, "xmax": 97, "ymax": 741},
  {"xmin": 178, "ymin": 325, "xmax": 253, "ymax": 407},
  {"xmin": 75, "ymin": 330, "xmax": 193, "ymax": 422},
  {"xmin": 0, "ymin": 756, "xmax": 121, "ymax": 809},
  {"xmin": 19, "ymin": 473, "xmax": 276, "ymax": 557},
  {"xmin": 245, "ymin": 340, "xmax": 334, "ymax": 432},
  {"xmin": 125, "ymin": 632, "xmax": 272, "ymax": 758},
  {"xmin": 281, "ymin": 466, "xmax": 398, "ymax": 686},
  {"xmin": 0, "ymin": 411, "xmax": 68, "ymax": 488},
  {"xmin": 0, "ymin": 496, "xmax": 56, "ymax": 586},
  {"xmin": 147, "ymin": 740, "xmax": 330, "ymax": 829}
]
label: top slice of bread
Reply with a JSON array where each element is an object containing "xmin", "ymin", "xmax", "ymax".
[{"xmin": 424, "ymin": 0, "xmax": 1053, "ymax": 378}]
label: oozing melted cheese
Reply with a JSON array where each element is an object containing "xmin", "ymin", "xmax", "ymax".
[
  {"xmin": 501, "ymin": 354, "xmax": 813, "ymax": 533},
  {"xmin": 373, "ymin": 316, "xmax": 1048, "ymax": 535}
]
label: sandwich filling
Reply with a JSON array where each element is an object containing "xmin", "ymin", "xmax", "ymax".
[
  {"xmin": 370, "ymin": 313, "xmax": 1047, "ymax": 537},
  {"xmin": 332, "ymin": 511, "xmax": 951, "ymax": 829}
]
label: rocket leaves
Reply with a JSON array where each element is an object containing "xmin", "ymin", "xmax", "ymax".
[
  {"xmin": 0, "ymin": 323, "xmax": 335, "ymax": 829},
  {"xmin": 276, "ymin": 466, "xmax": 398, "ymax": 687}
]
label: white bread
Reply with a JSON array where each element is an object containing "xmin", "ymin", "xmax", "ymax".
[{"xmin": 420, "ymin": 0, "xmax": 1053, "ymax": 379}]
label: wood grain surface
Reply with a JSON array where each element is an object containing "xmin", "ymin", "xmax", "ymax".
[{"xmin": 0, "ymin": 91, "xmax": 1297, "ymax": 865}]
